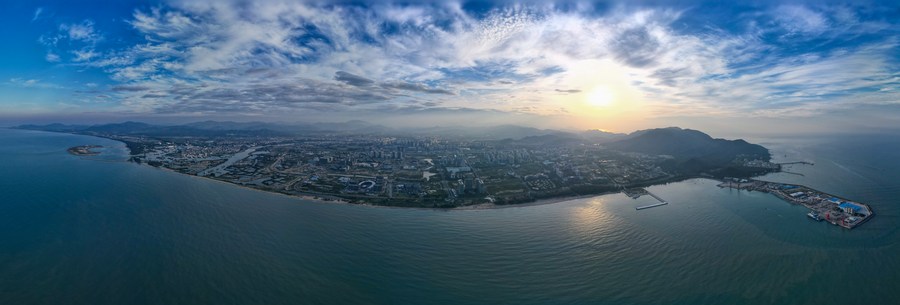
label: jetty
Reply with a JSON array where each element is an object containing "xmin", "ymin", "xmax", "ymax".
[
  {"xmin": 633, "ymin": 189, "xmax": 669, "ymax": 210},
  {"xmin": 718, "ymin": 178, "xmax": 874, "ymax": 229},
  {"xmin": 777, "ymin": 161, "xmax": 815, "ymax": 166},
  {"xmin": 635, "ymin": 202, "xmax": 668, "ymax": 210}
]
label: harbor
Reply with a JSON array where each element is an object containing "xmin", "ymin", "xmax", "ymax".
[{"xmin": 718, "ymin": 178, "xmax": 874, "ymax": 229}]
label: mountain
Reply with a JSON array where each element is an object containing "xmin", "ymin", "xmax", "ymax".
[
  {"xmin": 14, "ymin": 123, "xmax": 88, "ymax": 132},
  {"xmin": 511, "ymin": 132, "xmax": 584, "ymax": 147},
  {"xmin": 84, "ymin": 121, "xmax": 155, "ymax": 134},
  {"xmin": 408, "ymin": 124, "xmax": 549, "ymax": 139},
  {"xmin": 314, "ymin": 120, "xmax": 393, "ymax": 134},
  {"xmin": 182, "ymin": 121, "xmax": 279, "ymax": 131},
  {"xmin": 15, "ymin": 120, "xmax": 615, "ymax": 143},
  {"xmin": 605, "ymin": 127, "xmax": 770, "ymax": 174},
  {"xmin": 579, "ymin": 129, "xmax": 626, "ymax": 143},
  {"xmin": 18, "ymin": 121, "xmax": 287, "ymax": 137}
]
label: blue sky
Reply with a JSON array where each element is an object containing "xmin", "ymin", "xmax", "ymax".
[{"xmin": 1, "ymin": 0, "xmax": 898, "ymax": 134}]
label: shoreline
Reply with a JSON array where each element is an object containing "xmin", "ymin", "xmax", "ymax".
[
  {"xmin": 147, "ymin": 162, "xmax": 624, "ymax": 210},
  {"xmin": 42, "ymin": 129, "xmax": 756, "ymax": 211},
  {"xmin": 146, "ymin": 163, "xmax": 359, "ymax": 206},
  {"xmin": 454, "ymin": 193, "xmax": 611, "ymax": 210},
  {"xmin": 79, "ymin": 132, "xmax": 678, "ymax": 210}
]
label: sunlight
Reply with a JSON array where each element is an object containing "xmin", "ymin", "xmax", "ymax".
[{"xmin": 586, "ymin": 86, "xmax": 614, "ymax": 107}]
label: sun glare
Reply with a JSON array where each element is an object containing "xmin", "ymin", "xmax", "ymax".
[{"xmin": 586, "ymin": 86, "xmax": 614, "ymax": 107}]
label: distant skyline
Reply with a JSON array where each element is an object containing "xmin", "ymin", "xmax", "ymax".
[{"xmin": 1, "ymin": 0, "xmax": 898, "ymax": 135}]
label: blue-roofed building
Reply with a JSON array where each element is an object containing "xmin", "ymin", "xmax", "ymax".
[{"xmin": 839, "ymin": 202, "xmax": 862, "ymax": 214}]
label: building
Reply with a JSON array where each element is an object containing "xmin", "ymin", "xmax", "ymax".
[{"xmin": 475, "ymin": 178, "xmax": 486, "ymax": 194}]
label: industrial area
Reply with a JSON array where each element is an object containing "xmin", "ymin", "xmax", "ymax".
[{"xmin": 718, "ymin": 178, "xmax": 874, "ymax": 229}]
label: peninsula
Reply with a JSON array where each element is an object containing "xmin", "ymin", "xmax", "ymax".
[
  {"xmin": 719, "ymin": 178, "xmax": 874, "ymax": 229},
  {"xmin": 67, "ymin": 145, "xmax": 103, "ymax": 156},
  {"xmin": 20, "ymin": 122, "xmax": 779, "ymax": 208}
]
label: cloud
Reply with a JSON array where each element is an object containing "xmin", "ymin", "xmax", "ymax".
[
  {"xmin": 32, "ymin": 7, "xmax": 43, "ymax": 22},
  {"xmin": 12, "ymin": 78, "xmax": 39, "ymax": 87},
  {"xmin": 32, "ymin": 1, "xmax": 900, "ymax": 129},
  {"xmin": 111, "ymin": 85, "xmax": 151, "ymax": 92},
  {"xmin": 60, "ymin": 20, "xmax": 101, "ymax": 43},
  {"xmin": 612, "ymin": 27, "xmax": 662, "ymax": 68},
  {"xmin": 8, "ymin": 78, "xmax": 65, "ymax": 89},
  {"xmin": 334, "ymin": 71, "xmax": 375, "ymax": 87},
  {"xmin": 773, "ymin": 5, "xmax": 830, "ymax": 36},
  {"xmin": 71, "ymin": 49, "xmax": 98, "ymax": 62},
  {"xmin": 380, "ymin": 81, "xmax": 455, "ymax": 95},
  {"xmin": 40, "ymin": 19, "xmax": 104, "ymax": 64},
  {"xmin": 45, "ymin": 52, "xmax": 60, "ymax": 62}
]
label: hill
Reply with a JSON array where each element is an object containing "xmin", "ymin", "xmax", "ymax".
[{"xmin": 605, "ymin": 127, "xmax": 771, "ymax": 175}]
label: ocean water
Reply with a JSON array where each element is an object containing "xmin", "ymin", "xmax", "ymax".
[{"xmin": 1, "ymin": 128, "xmax": 898, "ymax": 305}]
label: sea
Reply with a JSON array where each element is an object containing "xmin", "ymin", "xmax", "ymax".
[{"xmin": 1, "ymin": 128, "xmax": 898, "ymax": 305}]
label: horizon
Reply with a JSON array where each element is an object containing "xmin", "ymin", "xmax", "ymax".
[
  {"xmin": 2, "ymin": 1, "xmax": 899, "ymax": 135},
  {"xmin": 12, "ymin": 119, "xmax": 900, "ymax": 141}
]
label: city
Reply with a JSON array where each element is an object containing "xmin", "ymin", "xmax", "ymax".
[{"xmin": 66, "ymin": 124, "xmax": 776, "ymax": 208}]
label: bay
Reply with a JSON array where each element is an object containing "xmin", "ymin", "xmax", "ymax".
[{"xmin": 1, "ymin": 128, "xmax": 898, "ymax": 304}]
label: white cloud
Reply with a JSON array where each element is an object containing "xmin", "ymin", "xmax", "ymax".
[
  {"xmin": 71, "ymin": 49, "xmax": 99, "ymax": 62},
  {"xmin": 774, "ymin": 5, "xmax": 830, "ymax": 35},
  {"xmin": 41, "ymin": 1, "xmax": 898, "ymax": 128},
  {"xmin": 8, "ymin": 78, "xmax": 66, "ymax": 89},
  {"xmin": 59, "ymin": 20, "xmax": 101, "ymax": 43},
  {"xmin": 32, "ymin": 7, "xmax": 43, "ymax": 22},
  {"xmin": 45, "ymin": 52, "xmax": 60, "ymax": 62}
]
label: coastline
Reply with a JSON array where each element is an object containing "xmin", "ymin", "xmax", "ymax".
[
  {"xmin": 65, "ymin": 132, "xmax": 635, "ymax": 210},
  {"xmin": 146, "ymin": 163, "xmax": 357, "ymax": 206},
  {"xmin": 454, "ymin": 193, "xmax": 609, "ymax": 210},
  {"xmin": 146, "ymin": 162, "xmax": 621, "ymax": 210},
  {"xmin": 38, "ymin": 129, "xmax": 753, "ymax": 210},
  {"xmin": 113, "ymin": 147, "xmax": 632, "ymax": 210}
]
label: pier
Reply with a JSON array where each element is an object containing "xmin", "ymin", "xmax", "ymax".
[
  {"xmin": 635, "ymin": 189, "xmax": 669, "ymax": 210},
  {"xmin": 635, "ymin": 202, "xmax": 668, "ymax": 210},
  {"xmin": 777, "ymin": 161, "xmax": 815, "ymax": 166},
  {"xmin": 717, "ymin": 178, "xmax": 873, "ymax": 229},
  {"xmin": 780, "ymin": 171, "xmax": 805, "ymax": 176}
]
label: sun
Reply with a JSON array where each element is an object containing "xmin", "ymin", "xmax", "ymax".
[{"xmin": 586, "ymin": 86, "xmax": 614, "ymax": 107}]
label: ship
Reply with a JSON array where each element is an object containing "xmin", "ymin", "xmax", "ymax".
[{"xmin": 807, "ymin": 211, "xmax": 823, "ymax": 221}]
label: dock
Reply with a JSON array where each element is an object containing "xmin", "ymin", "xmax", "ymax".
[
  {"xmin": 636, "ymin": 202, "xmax": 668, "ymax": 210},
  {"xmin": 777, "ymin": 161, "xmax": 814, "ymax": 166},
  {"xmin": 635, "ymin": 189, "xmax": 669, "ymax": 210},
  {"xmin": 718, "ymin": 178, "xmax": 874, "ymax": 229}
]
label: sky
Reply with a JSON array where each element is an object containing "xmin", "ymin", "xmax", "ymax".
[{"xmin": 1, "ymin": 0, "xmax": 898, "ymax": 135}]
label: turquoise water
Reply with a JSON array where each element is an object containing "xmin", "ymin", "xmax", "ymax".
[{"xmin": 1, "ymin": 128, "xmax": 898, "ymax": 304}]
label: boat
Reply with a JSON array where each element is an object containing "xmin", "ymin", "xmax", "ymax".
[{"xmin": 807, "ymin": 211, "xmax": 823, "ymax": 221}]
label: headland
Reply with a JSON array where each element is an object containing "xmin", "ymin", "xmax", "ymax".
[{"xmin": 67, "ymin": 145, "xmax": 103, "ymax": 156}]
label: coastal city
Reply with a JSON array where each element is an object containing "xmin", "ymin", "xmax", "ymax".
[
  {"xmin": 112, "ymin": 133, "xmax": 681, "ymax": 207},
  {"xmin": 48, "ymin": 121, "xmax": 875, "ymax": 229}
]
